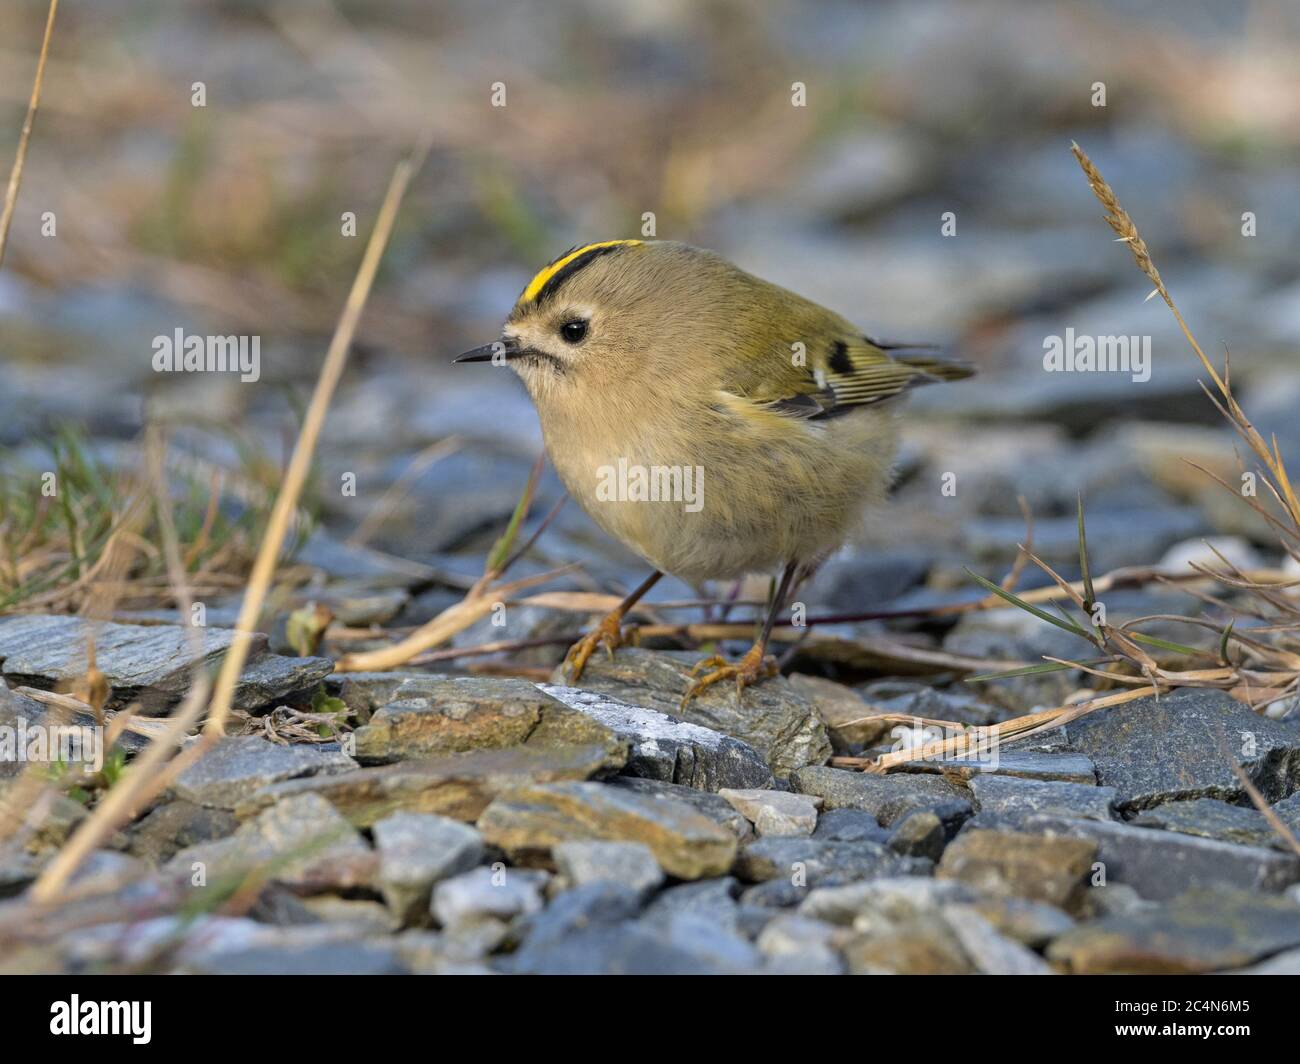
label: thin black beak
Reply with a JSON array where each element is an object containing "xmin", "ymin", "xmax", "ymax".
[{"xmin": 454, "ymin": 339, "xmax": 516, "ymax": 364}]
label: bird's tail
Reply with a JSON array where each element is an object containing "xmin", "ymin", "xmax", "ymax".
[{"xmin": 885, "ymin": 347, "xmax": 977, "ymax": 383}]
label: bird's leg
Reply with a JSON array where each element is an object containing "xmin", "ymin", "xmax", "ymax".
[
  {"xmin": 680, "ymin": 561, "xmax": 799, "ymax": 709},
  {"xmin": 563, "ymin": 570, "xmax": 662, "ymax": 684}
]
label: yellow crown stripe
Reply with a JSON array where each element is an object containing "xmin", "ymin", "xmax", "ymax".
[{"xmin": 521, "ymin": 240, "xmax": 642, "ymax": 303}]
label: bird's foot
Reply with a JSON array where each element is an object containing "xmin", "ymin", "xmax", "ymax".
[
  {"xmin": 562, "ymin": 611, "xmax": 636, "ymax": 684},
  {"xmin": 679, "ymin": 643, "xmax": 778, "ymax": 709}
]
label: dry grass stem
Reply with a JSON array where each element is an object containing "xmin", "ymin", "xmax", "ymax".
[
  {"xmin": 0, "ymin": 0, "xmax": 58, "ymax": 268},
  {"xmin": 875, "ymin": 146, "xmax": 1300, "ymax": 774},
  {"xmin": 29, "ymin": 135, "xmax": 432, "ymax": 899},
  {"xmin": 203, "ymin": 132, "xmax": 431, "ymax": 734}
]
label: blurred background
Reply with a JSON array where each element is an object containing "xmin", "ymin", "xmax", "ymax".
[{"xmin": 2, "ymin": 0, "xmax": 1299, "ymax": 654}]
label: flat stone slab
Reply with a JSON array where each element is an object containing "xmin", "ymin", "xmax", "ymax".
[
  {"xmin": 234, "ymin": 743, "xmax": 618, "ymax": 827},
  {"xmin": 167, "ymin": 793, "xmax": 374, "ymax": 893},
  {"xmin": 995, "ymin": 813, "xmax": 1300, "ymax": 901},
  {"xmin": 795, "ymin": 876, "xmax": 980, "ymax": 974},
  {"xmin": 476, "ymin": 780, "xmax": 738, "ymax": 880},
  {"xmin": 430, "ymin": 865, "xmax": 548, "ymax": 927},
  {"xmin": 605, "ymin": 777, "xmax": 754, "ymax": 840},
  {"xmin": 1132, "ymin": 797, "xmax": 1291, "ymax": 850},
  {"xmin": 171, "ymin": 736, "xmax": 357, "ymax": 809},
  {"xmin": 297, "ymin": 530, "xmax": 441, "ymax": 589},
  {"xmin": 812, "ymin": 808, "xmax": 891, "ymax": 844},
  {"xmin": 349, "ymin": 676, "xmax": 624, "ymax": 765},
  {"xmin": 553, "ymin": 648, "xmax": 830, "ymax": 778},
  {"xmin": 231, "ymin": 654, "xmax": 334, "ymax": 713},
  {"xmin": 734, "ymin": 836, "xmax": 927, "ymax": 887},
  {"xmin": 901, "ymin": 751, "xmax": 1096, "ymax": 785},
  {"xmin": 840, "ymin": 921, "xmax": 974, "ymax": 974},
  {"xmin": 937, "ymin": 829, "xmax": 1097, "ymax": 910},
  {"xmin": 719, "ymin": 788, "xmax": 820, "ymax": 836},
  {"xmin": 791, "ymin": 765, "xmax": 971, "ymax": 826},
  {"xmin": 1, "ymin": 682, "xmax": 149, "ymax": 779},
  {"xmin": 756, "ymin": 913, "xmax": 845, "ymax": 975},
  {"xmin": 1271, "ymin": 792, "xmax": 1300, "ymax": 825},
  {"xmin": 0, "ymin": 615, "xmax": 331, "ymax": 712},
  {"xmin": 970, "ymin": 775, "xmax": 1117, "ymax": 822},
  {"xmin": 965, "ymin": 895, "xmax": 1076, "ymax": 948},
  {"xmin": 505, "ymin": 913, "xmax": 760, "ymax": 975},
  {"xmin": 552, "ymin": 840, "xmax": 664, "ymax": 899},
  {"xmin": 127, "ymin": 801, "xmax": 239, "ymax": 865},
  {"xmin": 1065, "ymin": 687, "xmax": 1300, "ymax": 810},
  {"xmin": 1047, "ymin": 889, "xmax": 1300, "ymax": 974},
  {"xmin": 887, "ymin": 810, "xmax": 947, "ymax": 860},
  {"xmin": 512, "ymin": 881, "xmax": 645, "ymax": 957},
  {"xmin": 798, "ymin": 876, "xmax": 980, "ymax": 927},
  {"xmin": 373, "ymin": 812, "xmax": 484, "ymax": 924},
  {"xmin": 943, "ymin": 905, "xmax": 1055, "ymax": 975},
  {"xmin": 642, "ymin": 877, "xmax": 743, "ymax": 931},
  {"xmin": 540, "ymin": 684, "xmax": 774, "ymax": 791}
]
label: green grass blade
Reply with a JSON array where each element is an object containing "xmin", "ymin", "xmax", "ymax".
[
  {"xmin": 1077, "ymin": 493, "xmax": 1095, "ymax": 608},
  {"xmin": 966, "ymin": 658, "xmax": 1108, "ymax": 683},
  {"xmin": 965, "ymin": 568, "xmax": 1092, "ymax": 638},
  {"xmin": 1126, "ymin": 631, "xmax": 1203, "ymax": 656}
]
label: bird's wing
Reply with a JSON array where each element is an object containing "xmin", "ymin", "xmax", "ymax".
[{"xmin": 726, "ymin": 328, "xmax": 976, "ymax": 422}]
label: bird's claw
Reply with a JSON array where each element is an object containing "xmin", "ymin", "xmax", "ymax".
[
  {"xmin": 563, "ymin": 612, "xmax": 634, "ymax": 684},
  {"xmin": 679, "ymin": 645, "xmax": 778, "ymax": 709}
]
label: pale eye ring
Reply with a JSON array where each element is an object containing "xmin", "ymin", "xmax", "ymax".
[{"xmin": 560, "ymin": 319, "xmax": 588, "ymax": 344}]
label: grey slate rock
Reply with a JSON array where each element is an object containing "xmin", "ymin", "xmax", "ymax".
[
  {"xmin": 553, "ymin": 840, "xmax": 665, "ymax": 900},
  {"xmin": 791, "ymin": 765, "xmax": 971, "ymax": 826},
  {"xmin": 1, "ymin": 681, "xmax": 148, "ymax": 775},
  {"xmin": 642, "ymin": 877, "xmax": 742, "ymax": 934},
  {"xmin": 902, "ymin": 750, "xmax": 1096, "ymax": 785},
  {"xmin": 166, "ymin": 793, "xmax": 373, "ymax": 892},
  {"xmin": 185, "ymin": 940, "xmax": 407, "ymax": 975},
  {"xmin": 1272, "ymin": 792, "xmax": 1300, "ymax": 823},
  {"xmin": 1004, "ymin": 813, "xmax": 1300, "ymax": 901},
  {"xmin": 734, "ymin": 836, "xmax": 929, "ymax": 886},
  {"xmin": 718, "ymin": 787, "xmax": 820, "ymax": 836},
  {"xmin": 813, "ymin": 808, "xmax": 892, "ymax": 844},
  {"xmin": 1048, "ymin": 889, "xmax": 1300, "ymax": 974},
  {"xmin": 942, "ymin": 904, "xmax": 1056, "ymax": 975},
  {"xmin": 296, "ymin": 530, "xmax": 440, "ymax": 588},
  {"xmin": 230, "ymin": 653, "xmax": 334, "ymax": 712},
  {"xmin": 887, "ymin": 810, "xmax": 947, "ymax": 861},
  {"xmin": 512, "ymin": 881, "xmax": 645, "ymax": 957},
  {"xmin": 1065, "ymin": 687, "xmax": 1300, "ymax": 809},
  {"xmin": 540, "ymin": 683, "xmax": 773, "ymax": 791},
  {"xmin": 606, "ymin": 776, "xmax": 754, "ymax": 839},
  {"xmin": 170, "ymin": 735, "xmax": 357, "ymax": 809},
  {"xmin": 0, "ymin": 614, "xmax": 235, "ymax": 695},
  {"xmin": 798, "ymin": 876, "xmax": 979, "ymax": 926},
  {"xmin": 128, "ymin": 801, "xmax": 239, "ymax": 864},
  {"xmin": 505, "ymin": 912, "xmax": 760, "ymax": 975},
  {"xmin": 966, "ymin": 895, "xmax": 1076, "ymax": 948},
  {"xmin": 553, "ymin": 648, "xmax": 830, "ymax": 778},
  {"xmin": 756, "ymin": 913, "xmax": 845, "ymax": 974},
  {"xmin": 1132, "ymin": 798, "xmax": 1287, "ymax": 850},
  {"xmin": 347, "ymin": 676, "xmax": 627, "ymax": 765},
  {"xmin": 0, "ymin": 615, "xmax": 330, "ymax": 712},
  {"xmin": 970, "ymin": 774, "xmax": 1117, "ymax": 822},
  {"xmin": 740, "ymin": 878, "xmax": 811, "ymax": 909},
  {"xmin": 431, "ymin": 866, "xmax": 547, "ymax": 928},
  {"xmin": 373, "ymin": 812, "xmax": 485, "ymax": 924}
]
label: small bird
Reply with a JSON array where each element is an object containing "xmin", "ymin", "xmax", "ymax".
[{"xmin": 456, "ymin": 240, "xmax": 973, "ymax": 705}]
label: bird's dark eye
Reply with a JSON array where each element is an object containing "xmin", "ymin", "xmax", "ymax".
[{"xmin": 560, "ymin": 319, "xmax": 588, "ymax": 344}]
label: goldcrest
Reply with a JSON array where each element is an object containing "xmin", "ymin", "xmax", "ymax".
[{"xmin": 457, "ymin": 239, "xmax": 973, "ymax": 703}]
